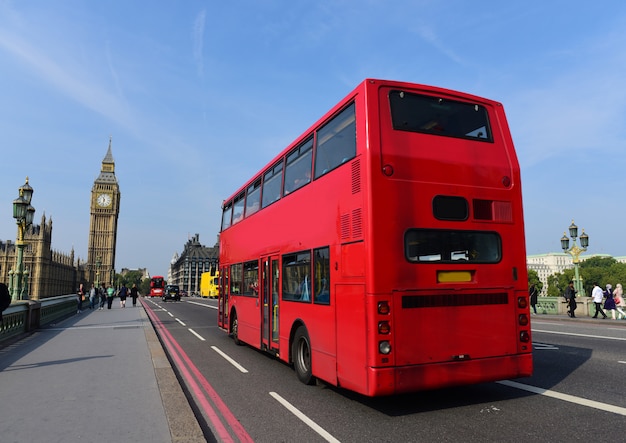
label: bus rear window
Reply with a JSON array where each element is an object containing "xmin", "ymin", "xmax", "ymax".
[
  {"xmin": 389, "ymin": 90, "xmax": 492, "ymax": 142},
  {"xmin": 405, "ymin": 229, "xmax": 501, "ymax": 263}
]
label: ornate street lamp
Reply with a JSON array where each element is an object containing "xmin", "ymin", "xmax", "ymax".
[
  {"xmin": 95, "ymin": 256, "xmax": 102, "ymax": 288},
  {"xmin": 561, "ymin": 220, "xmax": 589, "ymax": 296},
  {"xmin": 9, "ymin": 177, "xmax": 35, "ymax": 301}
]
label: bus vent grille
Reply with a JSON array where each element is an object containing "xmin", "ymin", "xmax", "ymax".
[
  {"xmin": 351, "ymin": 159, "xmax": 361, "ymax": 194},
  {"xmin": 402, "ymin": 293, "xmax": 508, "ymax": 309},
  {"xmin": 340, "ymin": 214, "xmax": 351, "ymax": 240},
  {"xmin": 352, "ymin": 208, "xmax": 363, "ymax": 237}
]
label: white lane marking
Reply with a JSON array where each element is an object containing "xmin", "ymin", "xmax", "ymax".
[
  {"xmin": 167, "ymin": 311, "xmax": 174, "ymax": 317},
  {"xmin": 618, "ymin": 361, "xmax": 626, "ymax": 364},
  {"xmin": 498, "ymin": 380, "xmax": 626, "ymax": 416},
  {"xmin": 185, "ymin": 300, "xmax": 218, "ymax": 309},
  {"xmin": 270, "ymin": 392, "xmax": 341, "ymax": 443},
  {"xmin": 176, "ymin": 318, "xmax": 186, "ymax": 326},
  {"xmin": 211, "ymin": 346, "xmax": 248, "ymax": 373},
  {"xmin": 188, "ymin": 328, "xmax": 206, "ymax": 341},
  {"xmin": 532, "ymin": 342, "xmax": 559, "ymax": 350},
  {"xmin": 532, "ymin": 329, "xmax": 626, "ymax": 341}
]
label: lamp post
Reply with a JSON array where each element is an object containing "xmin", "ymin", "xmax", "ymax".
[
  {"xmin": 9, "ymin": 177, "xmax": 35, "ymax": 301},
  {"xmin": 95, "ymin": 256, "xmax": 102, "ymax": 288},
  {"xmin": 561, "ymin": 220, "xmax": 589, "ymax": 296}
]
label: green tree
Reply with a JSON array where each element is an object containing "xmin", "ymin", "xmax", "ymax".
[
  {"xmin": 528, "ymin": 269, "xmax": 543, "ymax": 293},
  {"xmin": 545, "ymin": 258, "xmax": 626, "ymax": 297},
  {"xmin": 140, "ymin": 278, "xmax": 151, "ymax": 296},
  {"xmin": 120, "ymin": 270, "xmax": 144, "ymax": 288},
  {"xmin": 580, "ymin": 257, "xmax": 617, "ymax": 295}
]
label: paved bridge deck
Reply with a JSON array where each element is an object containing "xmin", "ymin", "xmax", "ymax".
[{"xmin": 0, "ymin": 299, "xmax": 205, "ymax": 443}]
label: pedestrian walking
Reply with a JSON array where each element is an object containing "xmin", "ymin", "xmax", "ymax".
[
  {"xmin": 564, "ymin": 281, "xmax": 577, "ymax": 318},
  {"xmin": 89, "ymin": 283, "xmax": 97, "ymax": 310},
  {"xmin": 106, "ymin": 284, "xmax": 115, "ymax": 309},
  {"xmin": 118, "ymin": 284, "xmax": 128, "ymax": 308},
  {"xmin": 614, "ymin": 283, "xmax": 626, "ymax": 319},
  {"xmin": 130, "ymin": 283, "xmax": 139, "ymax": 307},
  {"xmin": 0, "ymin": 282, "xmax": 11, "ymax": 324},
  {"xmin": 99, "ymin": 283, "xmax": 107, "ymax": 310},
  {"xmin": 591, "ymin": 282, "xmax": 608, "ymax": 319},
  {"xmin": 76, "ymin": 283, "xmax": 85, "ymax": 313},
  {"xmin": 604, "ymin": 284, "xmax": 617, "ymax": 319},
  {"xmin": 529, "ymin": 284, "xmax": 538, "ymax": 315}
]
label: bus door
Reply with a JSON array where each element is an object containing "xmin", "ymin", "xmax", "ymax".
[
  {"xmin": 261, "ymin": 255, "xmax": 280, "ymax": 353},
  {"xmin": 217, "ymin": 266, "xmax": 228, "ymax": 329}
]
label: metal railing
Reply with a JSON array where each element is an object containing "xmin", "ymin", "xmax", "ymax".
[{"xmin": 0, "ymin": 294, "xmax": 78, "ymax": 343}]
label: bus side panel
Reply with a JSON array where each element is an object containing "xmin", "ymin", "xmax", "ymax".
[
  {"xmin": 335, "ymin": 284, "xmax": 367, "ymax": 392},
  {"xmin": 232, "ymin": 295, "xmax": 261, "ymax": 347},
  {"xmin": 307, "ymin": 304, "xmax": 338, "ymax": 387}
]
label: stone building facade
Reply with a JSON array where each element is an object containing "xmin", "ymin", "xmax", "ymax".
[
  {"xmin": 169, "ymin": 234, "xmax": 219, "ymax": 295},
  {"xmin": 0, "ymin": 214, "xmax": 86, "ymax": 299},
  {"xmin": 0, "ymin": 140, "xmax": 119, "ymax": 299}
]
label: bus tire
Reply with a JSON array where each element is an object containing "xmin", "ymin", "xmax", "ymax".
[
  {"xmin": 231, "ymin": 314, "xmax": 242, "ymax": 346},
  {"xmin": 292, "ymin": 326, "xmax": 315, "ymax": 385}
]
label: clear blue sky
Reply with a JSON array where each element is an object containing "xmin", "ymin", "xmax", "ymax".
[{"xmin": 1, "ymin": 1, "xmax": 625, "ymax": 278}]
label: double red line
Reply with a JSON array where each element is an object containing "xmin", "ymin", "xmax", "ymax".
[{"xmin": 143, "ymin": 301, "xmax": 253, "ymax": 443}]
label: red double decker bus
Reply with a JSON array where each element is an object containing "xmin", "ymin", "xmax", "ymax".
[
  {"xmin": 218, "ymin": 79, "xmax": 532, "ymax": 396},
  {"xmin": 149, "ymin": 276, "xmax": 165, "ymax": 297}
]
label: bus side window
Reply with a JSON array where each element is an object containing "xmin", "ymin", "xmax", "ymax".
[
  {"xmin": 245, "ymin": 179, "xmax": 261, "ymax": 217},
  {"xmin": 283, "ymin": 138, "xmax": 313, "ymax": 196},
  {"xmin": 221, "ymin": 202, "xmax": 233, "ymax": 231},
  {"xmin": 232, "ymin": 192, "xmax": 245, "ymax": 225},
  {"xmin": 314, "ymin": 247, "xmax": 330, "ymax": 304},
  {"xmin": 230, "ymin": 263, "xmax": 242, "ymax": 294},
  {"xmin": 314, "ymin": 103, "xmax": 356, "ymax": 179},
  {"xmin": 282, "ymin": 251, "xmax": 311, "ymax": 302},
  {"xmin": 262, "ymin": 161, "xmax": 283, "ymax": 208}
]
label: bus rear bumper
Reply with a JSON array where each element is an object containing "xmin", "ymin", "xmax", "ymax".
[{"xmin": 366, "ymin": 353, "xmax": 533, "ymax": 396}]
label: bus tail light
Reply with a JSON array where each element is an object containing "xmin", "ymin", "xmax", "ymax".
[
  {"xmin": 379, "ymin": 341, "xmax": 392, "ymax": 354},
  {"xmin": 378, "ymin": 301, "xmax": 390, "ymax": 315},
  {"xmin": 378, "ymin": 321, "xmax": 390, "ymax": 334},
  {"xmin": 519, "ymin": 331, "xmax": 530, "ymax": 343},
  {"xmin": 517, "ymin": 296, "xmax": 527, "ymax": 309},
  {"xmin": 518, "ymin": 314, "xmax": 529, "ymax": 326}
]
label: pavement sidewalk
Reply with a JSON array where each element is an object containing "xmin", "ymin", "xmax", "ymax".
[{"xmin": 0, "ymin": 298, "xmax": 205, "ymax": 443}]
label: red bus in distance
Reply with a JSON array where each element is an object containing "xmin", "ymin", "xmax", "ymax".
[
  {"xmin": 149, "ymin": 276, "xmax": 165, "ymax": 297},
  {"xmin": 218, "ymin": 79, "xmax": 532, "ymax": 396}
]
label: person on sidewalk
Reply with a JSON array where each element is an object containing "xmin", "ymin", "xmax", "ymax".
[
  {"xmin": 89, "ymin": 283, "xmax": 97, "ymax": 310},
  {"xmin": 614, "ymin": 283, "xmax": 626, "ymax": 320},
  {"xmin": 106, "ymin": 284, "xmax": 115, "ymax": 309},
  {"xmin": 564, "ymin": 281, "xmax": 577, "ymax": 318},
  {"xmin": 99, "ymin": 283, "xmax": 107, "ymax": 310},
  {"xmin": 130, "ymin": 283, "xmax": 139, "ymax": 307},
  {"xmin": 591, "ymin": 282, "xmax": 608, "ymax": 319},
  {"xmin": 0, "ymin": 282, "xmax": 11, "ymax": 324},
  {"xmin": 603, "ymin": 284, "xmax": 617, "ymax": 319},
  {"xmin": 76, "ymin": 283, "xmax": 85, "ymax": 313},
  {"xmin": 118, "ymin": 284, "xmax": 128, "ymax": 308},
  {"xmin": 529, "ymin": 284, "xmax": 538, "ymax": 315}
]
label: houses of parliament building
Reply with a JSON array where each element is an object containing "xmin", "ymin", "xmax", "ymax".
[{"xmin": 0, "ymin": 139, "xmax": 121, "ymax": 299}]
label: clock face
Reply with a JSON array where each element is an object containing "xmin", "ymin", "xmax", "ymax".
[{"xmin": 97, "ymin": 193, "xmax": 112, "ymax": 207}]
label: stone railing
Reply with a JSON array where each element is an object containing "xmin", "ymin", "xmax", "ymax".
[
  {"xmin": 535, "ymin": 296, "xmax": 595, "ymax": 316},
  {"xmin": 0, "ymin": 294, "xmax": 78, "ymax": 343}
]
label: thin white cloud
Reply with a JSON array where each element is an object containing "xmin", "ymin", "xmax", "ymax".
[
  {"xmin": 193, "ymin": 9, "xmax": 206, "ymax": 77},
  {"xmin": 0, "ymin": 27, "xmax": 134, "ymax": 129},
  {"xmin": 414, "ymin": 24, "xmax": 465, "ymax": 66}
]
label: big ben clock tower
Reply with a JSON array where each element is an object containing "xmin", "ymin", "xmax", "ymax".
[{"xmin": 88, "ymin": 137, "xmax": 121, "ymax": 286}]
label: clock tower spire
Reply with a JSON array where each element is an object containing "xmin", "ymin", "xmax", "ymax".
[{"xmin": 88, "ymin": 137, "xmax": 121, "ymax": 286}]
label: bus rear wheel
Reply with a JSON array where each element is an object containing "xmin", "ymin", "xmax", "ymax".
[{"xmin": 292, "ymin": 326, "xmax": 315, "ymax": 385}]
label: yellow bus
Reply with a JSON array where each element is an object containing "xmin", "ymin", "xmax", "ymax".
[{"xmin": 200, "ymin": 271, "xmax": 220, "ymax": 298}]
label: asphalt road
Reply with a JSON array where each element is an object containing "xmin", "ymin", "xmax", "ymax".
[{"xmin": 143, "ymin": 297, "xmax": 626, "ymax": 443}]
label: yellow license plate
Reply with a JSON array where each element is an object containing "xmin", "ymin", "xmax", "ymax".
[{"xmin": 437, "ymin": 271, "xmax": 472, "ymax": 283}]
